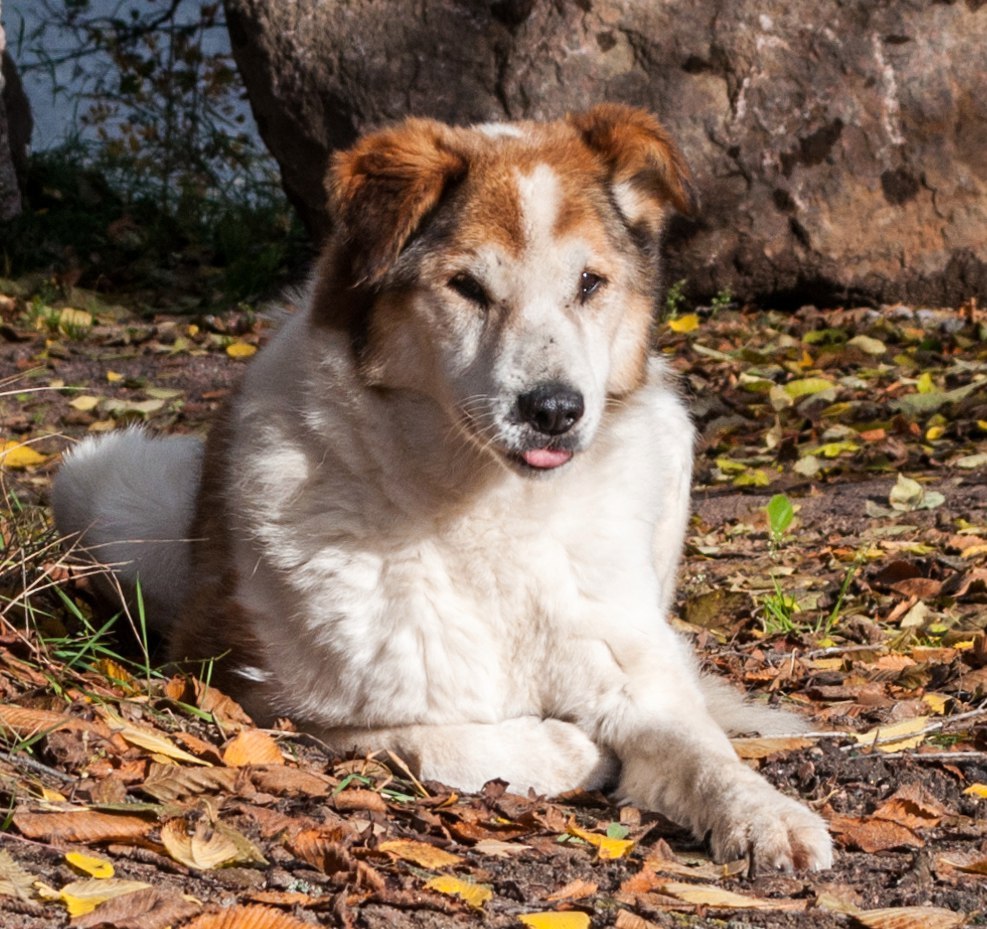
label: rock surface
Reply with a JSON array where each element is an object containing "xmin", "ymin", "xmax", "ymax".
[
  {"xmin": 224, "ymin": 0, "xmax": 987, "ymax": 306},
  {"xmin": 0, "ymin": 27, "xmax": 33, "ymax": 222}
]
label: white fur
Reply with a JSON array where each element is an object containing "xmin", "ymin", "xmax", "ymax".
[
  {"xmin": 52, "ymin": 117, "xmax": 833, "ymax": 873},
  {"xmin": 52, "ymin": 429, "xmax": 203, "ymax": 626}
]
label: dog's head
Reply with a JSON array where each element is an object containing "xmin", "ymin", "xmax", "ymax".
[{"xmin": 314, "ymin": 104, "xmax": 696, "ymax": 475}]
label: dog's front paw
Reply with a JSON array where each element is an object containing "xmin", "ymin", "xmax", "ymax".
[{"xmin": 710, "ymin": 784, "xmax": 833, "ymax": 873}]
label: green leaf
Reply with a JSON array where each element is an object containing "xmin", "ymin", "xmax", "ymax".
[{"xmin": 766, "ymin": 493, "xmax": 794, "ymax": 541}]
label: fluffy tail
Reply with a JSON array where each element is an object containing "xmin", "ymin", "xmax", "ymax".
[
  {"xmin": 52, "ymin": 429, "xmax": 204, "ymax": 631},
  {"xmin": 699, "ymin": 674, "xmax": 812, "ymax": 737}
]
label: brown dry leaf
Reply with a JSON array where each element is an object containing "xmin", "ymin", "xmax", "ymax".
[
  {"xmin": 247, "ymin": 765, "xmax": 333, "ymax": 798},
  {"xmin": 0, "ymin": 848, "xmax": 38, "ymax": 901},
  {"xmin": 333, "ymin": 787, "xmax": 388, "ymax": 812},
  {"xmin": 290, "ymin": 828, "xmax": 354, "ymax": 874},
  {"xmin": 471, "ymin": 838, "xmax": 531, "ymax": 858},
  {"xmin": 872, "ymin": 783, "xmax": 945, "ymax": 830},
  {"xmin": 545, "ymin": 879, "xmax": 598, "ymax": 902},
  {"xmin": 160, "ymin": 817, "xmax": 265, "ymax": 870},
  {"xmin": 731, "ymin": 736, "xmax": 813, "ymax": 760},
  {"xmin": 99, "ymin": 708, "xmax": 212, "ymax": 766},
  {"xmin": 222, "ymin": 729, "xmax": 284, "ymax": 767},
  {"xmin": 13, "ymin": 810, "xmax": 153, "ymax": 844},
  {"xmin": 71, "ymin": 885, "xmax": 201, "ymax": 929},
  {"xmin": 850, "ymin": 905, "xmax": 967, "ymax": 929},
  {"xmin": 829, "ymin": 815, "xmax": 923, "ymax": 853},
  {"xmin": 141, "ymin": 763, "xmax": 241, "ymax": 803},
  {"xmin": 183, "ymin": 905, "xmax": 315, "ymax": 929},
  {"xmin": 614, "ymin": 910, "xmax": 661, "ymax": 929},
  {"xmin": 378, "ymin": 838, "xmax": 462, "ymax": 869},
  {"xmin": 0, "ymin": 704, "xmax": 100, "ymax": 739},
  {"xmin": 658, "ymin": 881, "xmax": 807, "ymax": 911},
  {"xmin": 936, "ymin": 850, "xmax": 987, "ymax": 879}
]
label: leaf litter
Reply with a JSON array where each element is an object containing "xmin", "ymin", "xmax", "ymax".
[{"xmin": 1, "ymin": 286, "xmax": 987, "ymax": 927}]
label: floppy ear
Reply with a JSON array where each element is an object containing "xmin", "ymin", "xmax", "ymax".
[
  {"xmin": 328, "ymin": 119, "xmax": 468, "ymax": 284},
  {"xmin": 567, "ymin": 104, "xmax": 698, "ymax": 237}
]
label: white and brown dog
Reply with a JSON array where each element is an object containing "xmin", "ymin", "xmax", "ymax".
[{"xmin": 54, "ymin": 105, "xmax": 832, "ymax": 871}]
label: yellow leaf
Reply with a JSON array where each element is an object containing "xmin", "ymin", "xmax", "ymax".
[
  {"xmin": 852, "ymin": 716, "xmax": 929, "ymax": 753},
  {"xmin": 783, "ymin": 377, "xmax": 834, "ymax": 398},
  {"xmin": 69, "ymin": 395, "xmax": 101, "ymax": 412},
  {"xmin": 921, "ymin": 693, "xmax": 949, "ymax": 715},
  {"xmin": 54, "ymin": 878, "xmax": 150, "ymax": 917},
  {"xmin": 425, "ymin": 875, "xmax": 492, "ymax": 908},
  {"xmin": 226, "ymin": 341, "xmax": 257, "ymax": 359},
  {"xmin": 65, "ymin": 851, "xmax": 114, "ymax": 879},
  {"xmin": 667, "ymin": 313, "xmax": 699, "ymax": 333},
  {"xmin": 962, "ymin": 783, "xmax": 987, "ymax": 798},
  {"xmin": 161, "ymin": 819, "xmax": 241, "ymax": 871},
  {"xmin": 0, "ymin": 440, "xmax": 47, "ymax": 469},
  {"xmin": 379, "ymin": 839, "xmax": 462, "ymax": 869},
  {"xmin": 567, "ymin": 823, "xmax": 635, "ymax": 860},
  {"xmin": 924, "ymin": 425, "xmax": 945, "ymax": 441},
  {"xmin": 916, "ymin": 372, "xmax": 935, "ymax": 394},
  {"xmin": 40, "ymin": 787, "xmax": 67, "ymax": 802},
  {"xmin": 106, "ymin": 370, "xmax": 123, "ymax": 383},
  {"xmin": 731, "ymin": 737, "xmax": 813, "ymax": 760},
  {"xmin": 520, "ymin": 913, "xmax": 592, "ymax": 929}
]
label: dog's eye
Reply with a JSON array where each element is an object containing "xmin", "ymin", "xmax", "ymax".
[
  {"xmin": 579, "ymin": 271, "xmax": 605, "ymax": 302},
  {"xmin": 448, "ymin": 273, "xmax": 489, "ymax": 308}
]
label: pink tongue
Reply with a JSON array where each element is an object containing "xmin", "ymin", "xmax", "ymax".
[{"xmin": 522, "ymin": 448, "xmax": 573, "ymax": 469}]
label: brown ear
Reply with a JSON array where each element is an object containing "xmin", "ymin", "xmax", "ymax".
[
  {"xmin": 328, "ymin": 119, "xmax": 468, "ymax": 284},
  {"xmin": 568, "ymin": 104, "xmax": 698, "ymax": 235}
]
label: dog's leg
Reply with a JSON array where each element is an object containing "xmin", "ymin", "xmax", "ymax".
[
  {"xmin": 578, "ymin": 631, "xmax": 833, "ymax": 872},
  {"xmin": 318, "ymin": 717, "xmax": 618, "ymax": 796}
]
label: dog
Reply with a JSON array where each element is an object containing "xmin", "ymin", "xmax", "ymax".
[{"xmin": 53, "ymin": 104, "xmax": 832, "ymax": 872}]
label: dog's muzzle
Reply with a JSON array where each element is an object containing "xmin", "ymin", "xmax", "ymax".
[{"xmin": 512, "ymin": 382, "xmax": 584, "ymax": 471}]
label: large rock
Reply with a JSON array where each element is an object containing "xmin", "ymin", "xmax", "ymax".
[
  {"xmin": 224, "ymin": 0, "xmax": 986, "ymax": 307},
  {"xmin": 0, "ymin": 27, "xmax": 32, "ymax": 222}
]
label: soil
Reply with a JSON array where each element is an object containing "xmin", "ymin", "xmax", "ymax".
[{"xmin": 1, "ymin": 293, "xmax": 985, "ymax": 928}]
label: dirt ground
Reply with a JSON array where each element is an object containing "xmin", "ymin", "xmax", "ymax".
[{"xmin": 1, "ymin": 290, "xmax": 985, "ymax": 928}]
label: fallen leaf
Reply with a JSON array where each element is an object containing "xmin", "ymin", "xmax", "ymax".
[
  {"xmin": 100, "ymin": 708, "xmax": 212, "ymax": 766},
  {"xmin": 69, "ymin": 395, "xmax": 101, "ymax": 411},
  {"xmin": 936, "ymin": 849, "xmax": 987, "ymax": 878},
  {"xmin": 784, "ymin": 377, "xmax": 834, "ymax": 398},
  {"xmin": 658, "ymin": 880, "xmax": 806, "ymax": 911},
  {"xmin": 0, "ymin": 440, "xmax": 47, "ymax": 469},
  {"xmin": 160, "ymin": 817, "xmax": 265, "ymax": 870},
  {"xmin": 140, "ymin": 763, "xmax": 240, "ymax": 803},
  {"xmin": 71, "ymin": 886, "xmax": 201, "ymax": 929},
  {"xmin": 731, "ymin": 736, "xmax": 812, "ymax": 759},
  {"xmin": 425, "ymin": 875, "xmax": 493, "ymax": 908},
  {"xmin": 567, "ymin": 822, "xmax": 635, "ymax": 859},
  {"xmin": 472, "ymin": 838, "xmax": 531, "ymax": 857},
  {"xmin": 182, "ymin": 905, "xmax": 315, "ymax": 929},
  {"xmin": 378, "ymin": 838, "xmax": 462, "ymax": 869},
  {"xmin": 962, "ymin": 783, "xmax": 987, "ymax": 798},
  {"xmin": 545, "ymin": 879, "xmax": 598, "ymax": 902},
  {"xmin": 65, "ymin": 851, "xmax": 114, "ymax": 879},
  {"xmin": 872, "ymin": 783, "xmax": 944, "ymax": 830},
  {"xmin": 829, "ymin": 815, "xmax": 923, "ymax": 853},
  {"xmin": 667, "ymin": 313, "xmax": 699, "ymax": 333},
  {"xmin": 39, "ymin": 878, "xmax": 151, "ymax": 917},
  {"xmin": 226, "ymin": 341, "xmax": 257, "ymax": 359},
  {"xmin": 13, "ymin": 810, "xmax": 153, "ymax": 844},
  {"xmin": 0, "ymin": 848, "xmax": 37, "ymax": 901},
  {"xmin": 333, "ymin": 787, "xmax": 387, "ymax": 812},
  {"xmin": 519, "ymin": 912, "xmax": 592, "ymax": 929},
  {"xmin": 851, "ymin": 716, "xmax": 929, "ymax": 752},
  {"xmin": 850, "ymin": 905, "xmax": 966, "ymax": 929},
  {"xmin": 222, "ymin": 729, "xmax": 284, "ymax": 767}
]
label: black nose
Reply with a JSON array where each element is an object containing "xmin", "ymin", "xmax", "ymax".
[{"xmin": 518, "ymin": 383, "xmax": 585, "ymax": 436}]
